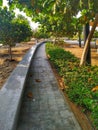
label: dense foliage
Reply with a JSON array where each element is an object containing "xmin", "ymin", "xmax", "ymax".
[
  {"xmin": 8, "ymin": 0, "xmax": 81, "ymax": 38},
  {"xmin": 46, "ymin": 42, "xmax": 98, "ymax": 129},
  {"xmin": 12, "ymin": 14, "xmax": 32, "ymax": 42},
  {"xmin": 8, "ymin": 0, "xmax": 98, "ymax": 38}
]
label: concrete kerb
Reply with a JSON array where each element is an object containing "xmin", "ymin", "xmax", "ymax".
[{"xmin": 0, "ymin": 42, "xmax": 44, "ymax": 130}]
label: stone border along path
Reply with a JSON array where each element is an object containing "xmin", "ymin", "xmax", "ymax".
[
  {"xmin": 0, "ymin": 42, "xmax": 44, "ymax": 130},
  {"xmin": 16, "ymin": 43, "xmax": 82, "ymax": 130}
]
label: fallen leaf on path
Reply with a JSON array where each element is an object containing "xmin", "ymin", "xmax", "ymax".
[
  {"xmin": 35, "ymin": 79, "xmax": 41, "ymax": 82},
  {"xmin": 27, "ymin": 92, "xmax": 33, "ymax": 98}
]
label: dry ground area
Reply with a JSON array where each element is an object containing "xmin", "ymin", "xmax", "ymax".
[
  {"xmin": 64, "ymin": 43, "xmax": 98, "ymax": 66},
  {"xmin": 0, "ymin": 39, "xmax": 36, "ymax": 89}
]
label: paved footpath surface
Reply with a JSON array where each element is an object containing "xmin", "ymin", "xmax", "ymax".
[{"xmin": 17, "ymin": 43, "xmax": 82, "ymax": 130}]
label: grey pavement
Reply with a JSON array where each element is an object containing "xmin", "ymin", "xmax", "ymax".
[
  {"xmin": 64, "ymin": 39, "xmax": 96, "ymax": 48},
  {"xmin": 16, "ymin": 43, "xmax": 82, "ymax": 130}
]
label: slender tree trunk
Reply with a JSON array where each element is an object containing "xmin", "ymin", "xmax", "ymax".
[
  {"xmin": 86, "ymin": 39, "xmax": 91, "ymax": 65},
  {"xmin": 84, "ymin": 23, "xmax": 89, "ymax": 45},
  {"xmin": 80, "ymin": 13, "xmax": 98, "ymax": 66},
  {"xmin": 78, "ymin": 32, "xmax": 81, "ymax": 47},
  {"xmin": 84, "ymin": 23, "xmax": 91, "ymax": 64},
  {"xmin": 9, "ymin": 45, "xmax": 12, "ymax": 61}
]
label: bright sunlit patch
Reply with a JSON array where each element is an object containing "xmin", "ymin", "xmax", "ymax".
[
  {"xmin": 2, "ymin": 1, "xmax": 39, "ymax": 30},
  {"xmin": 0, "ymin": 58, "xmax": 5, "ymax": 65},
  {"xmin": 14, "ymin": 8, "xmax": 39, "ymax": 30},
  {"xmin": 3, "ymin": 0, "xmax": 8, "ymax": 7},
  {"xmin": 76, "ymin": 11, "xmax": 81, "ymax": 18}
]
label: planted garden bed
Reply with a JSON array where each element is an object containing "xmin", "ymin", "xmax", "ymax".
[{"xmin": 46, "ymin": 42, "xmax": 98, "ymax": 130}]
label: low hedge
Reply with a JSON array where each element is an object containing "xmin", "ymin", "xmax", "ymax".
[{"xmin": 46, "ymin": 42, "xmax": 98, "ymax": 129}]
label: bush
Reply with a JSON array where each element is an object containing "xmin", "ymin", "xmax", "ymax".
[{"xmin": 46, "ymin": 42, "xmax": 98, "ymax": 129}]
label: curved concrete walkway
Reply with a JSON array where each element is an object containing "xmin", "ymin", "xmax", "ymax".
[{"xmin": 17, "ymin": 43, "xmax": 82, "ymax": 130}]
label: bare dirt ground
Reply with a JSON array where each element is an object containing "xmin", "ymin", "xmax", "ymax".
[
  {"xmin": 0, "ymin": 39, "xmax": 36, "ymax": 89},
  {"xmin": 64, "ymin": 43, "xmax": 98, "ymax": 66}
]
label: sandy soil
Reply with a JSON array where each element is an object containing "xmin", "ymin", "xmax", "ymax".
[
  {"xmin": 0, "ymin": 39, "xmax": 36, "ymax": 89},
  {"xmin": 64, "ymin": 44, "xmax": 98, "ymax": 66}
]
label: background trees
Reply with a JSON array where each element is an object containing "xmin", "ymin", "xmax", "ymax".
[
  {"xmin": 4, "ymin": 0, "xmax": 98, "ymax": 65},
  {"xmin": 13, "ymin": 14, "xmax": 32, "ymax": 42},
  {"xmin": 0, "ymin": 7, "xmax": 32, "ymax": 60},
  {"xmin": 9, "ymin": 0, "xmax": 80, "ymax": 38},
  {"xmin": 0, "ymin": 7, "xmax": 15, "ymax": 60}
]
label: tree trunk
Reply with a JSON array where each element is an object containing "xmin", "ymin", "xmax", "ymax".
[
  {"xmin": 78, "ymin": 32, "xmax": 81, "ymax": 47},
  {"xmin": 9, "ymin": 45, "xmax": 12, "ymax": 61},
  {"xmin": 84, "ymin": 23, "xmax": 91, "ymax": 64},
  {"xmin": 84, "ymin": 23, "xmax": 89, "ymax": 45},
  {"xmin": 80, "ymin": 13, "xmax": 98, "ymax": 66}
]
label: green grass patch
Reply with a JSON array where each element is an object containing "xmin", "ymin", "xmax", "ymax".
[{"xmin": 46, "ymin": 42, "xmax": 98, "ymax": 129}]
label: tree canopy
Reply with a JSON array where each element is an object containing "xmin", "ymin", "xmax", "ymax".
[
  {"xmin": 7, "ymin": 1, "xmax": 92, "ymax": 38},
  {"xmin": 0, "ymin": 7, "xmax": 32, "ymax": 60},
  {"xmin": 8, "ymin": 0, "xmax": 80, "ymax": 38},
  {"xmin": 7, "ymin": 0, "xmax": 98, "ymax": 35},
  {"xmin": 3, "ymin": 0, "xmax": 98, "ymax": 64}
]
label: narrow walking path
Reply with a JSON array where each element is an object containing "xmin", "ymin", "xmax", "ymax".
[{"xmin": 17, "ymin": 43, "xmax": 82, "ymax": 130}]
